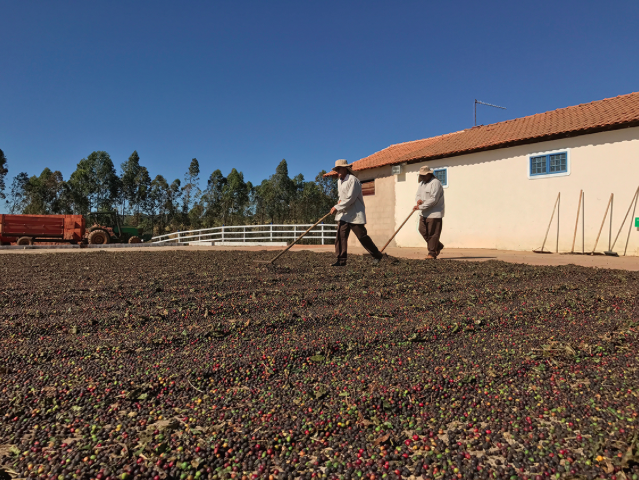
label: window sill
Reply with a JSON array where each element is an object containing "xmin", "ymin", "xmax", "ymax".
[{"xmin": 528, "ymin": 171, "xmax": 570, "ymax": 180}]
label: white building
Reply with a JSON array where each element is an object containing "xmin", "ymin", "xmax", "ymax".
[{"xmin": 340, "ymin": 92, "xmax": 639, "ymax": 255}]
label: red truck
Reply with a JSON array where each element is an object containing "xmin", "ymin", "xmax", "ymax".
[{"xmin": 0, "ymin": 214, "xmax": 86, "ymax": 245}]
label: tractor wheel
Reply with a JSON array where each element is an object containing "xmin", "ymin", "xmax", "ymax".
[
  {"xmin": 16, "ymin": 236, "xmax": 34, "ymax": 246},
  {"xmin": 88, "ymin": 229, "xmax": 110, "ymax": 245},
  {"xmin": 128, "ymin": 236, "xmax": 142, "ymax": 244}
]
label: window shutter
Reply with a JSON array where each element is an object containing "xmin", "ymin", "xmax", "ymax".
[{"xmin": 362, "ymin": 180, "xmax": 375, "ymax": 196}]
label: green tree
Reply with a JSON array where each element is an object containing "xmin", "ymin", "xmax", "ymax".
[
  {"xmin": 314, "ymin": 170, "xmax": 338, "ymax": 214},
  {"xmin": 315, "ymin": 170, "xmax": 338, "ymax": 203},
  {"xmin": 221, "ymin": 168, "xmax": 250, "ymax": 224},
  {"xmin": 255, "ymin": 159, "xmax": 297, "ymax": 223},
  {"xmin": 5, "ymin": 172, "xmax": 29, "ymax": 213},
  {"xmin": 289, "ymin": 173, "xmax": 306, "ymax": 222},
  {"xmin": 167, "ymin": 179, "xmax": 182, "ymax": 230},
  {"xmin": 253, "ymin": 178, "xmax": 273, "ymax": 224},
  {"xmin": 0, "ymin": 149, "xmax": 8, "ymax": 199},
  {"xmin": 286, "ymin": 170, "xmax": 337, "ymax": 223},
  {"xmin": 274, "ymin": 159, "xmax": 295, "ymax": 219},
  {"xmin": 275, "ymin": 159, "xmax": 296, "ymax": 222},
  {"xmin": 144, "ymin": 175, "xmax": 169, "ymax": 233},
  {"xmin": 68, "ymin": 151, "xmax": 120, "ymax": 214},
  {"xmin": 142, "ymin": 175, "xmax": 183, "ymax": 234},
  {"xmin": 182, "ymin": 158, "xmax": 201, "ymax": 222},
  {"xmin": 22, "ymin": 168, "xmax": 69, "ymax": 214},
  {"xmin": 120, "ymin": 150, "xmax": 149, "ymax": 217},
  {"xmin": 202, "ymin": 169, "xmax": 226, "ymax": 225},
  {"xmin": 120, "ymin": 150, "xmax": 140, "ymax": 213},
  {"xmin": 134, "ymin": 166, "xmax": 151, "ymax": 221},
  {"xmin": 4, "ymin": 149, "xmax": 339, "ymax": 234},
  {"xmin": 188, "ymin": 203, "xmax": 204, "ymax": 229}
]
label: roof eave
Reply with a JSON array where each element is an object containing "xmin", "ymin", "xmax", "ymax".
[{"xmin": 382, "ymin": 120, "xmax": 639, "ymax": 169}]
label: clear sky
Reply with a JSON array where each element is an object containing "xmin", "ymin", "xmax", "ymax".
[{"xmin": 1, "ymin": 0, "xmax": 638, "ymax": 194}]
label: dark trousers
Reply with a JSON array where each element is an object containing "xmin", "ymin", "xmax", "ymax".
[
  {"xmin": 418, "ymin": 217, "xmax": 443, "ymax": 257},
  {"xmin": 335, "ymin": 221, "xmax": 383, "ymax": 265}
]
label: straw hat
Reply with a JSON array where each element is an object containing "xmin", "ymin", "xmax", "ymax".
[
  {"xmin": 333, "ymin": 160, "xmax": 355, "ymax": 175},
  {"xmin": 332, "ymin": 159, "xmax": 355, "ymax": 175},
  {"xmin": 418, "ymin": 166, "xmax": 433, "ymax": 176}
]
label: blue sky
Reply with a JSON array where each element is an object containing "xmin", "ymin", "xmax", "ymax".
[{"xmin": 1, "ymin": 0, "xmax": 638, "ymax": 196}]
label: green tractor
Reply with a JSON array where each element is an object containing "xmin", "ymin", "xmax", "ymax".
[{"xmin": 84, "ymin": 212, "xmax": 152, "ymax": 245}]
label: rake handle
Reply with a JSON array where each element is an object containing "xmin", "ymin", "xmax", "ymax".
[
  {"xmin": 380, "ymin": 209, "xmax": 416, "ymax": 253},
  {"xmin": 571, "ymin": 190, "xmax": 583, "ymax": 253},
  {"xmin": 611, "ymin": 186, "xmax": 639, "ymax": 251},
  {"xmin": 266, "ymin": 212, "xmax": 333, "ymax": 264},
  {"xmin": 592, "ymin": 193, "xmax": 613, "ymax": 254},
  {"xmin": 540, "ymin": 193, "xmax": 560, "ymax": 252},
  {"xmin": 624, "ymin": 188, "xmax": 639, "ymax": 256}
]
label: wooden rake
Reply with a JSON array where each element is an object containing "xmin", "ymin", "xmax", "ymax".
[
  {"xmin": 533, "ymin": 192, "xmax": 560, "ymax": 254},
  {"xmin": 253, "ymin": 212, "xmax": 333, "ymax": 265},
  {"xmin": 380, "ymin": 209, "xmax": 416, "ymax": 253}
]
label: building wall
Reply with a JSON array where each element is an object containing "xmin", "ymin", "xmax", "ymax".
[
  {"xmin": 347, "ymin": 166, "xmax": 397, "ymax": 249},
  {"xmin": 392, "ymin": 126, "xmax": 639, "ymax": 255}
]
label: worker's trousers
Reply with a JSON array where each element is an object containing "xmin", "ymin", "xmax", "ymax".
[
  {"xmin": 335, "ymin": 221, "xmax": 383, "ymax": 265},
  {"xmin": 418, "ymin": 217, "xmax": 444, "ymax": 257}
]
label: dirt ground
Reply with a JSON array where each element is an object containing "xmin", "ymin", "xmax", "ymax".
[
  {"xmin": 3, "ymin": 244, "xmax": 639, "ymax": 271},
  {"xmin": 1, "ymin": 249, "xmax": 639, "ymax": 480}
]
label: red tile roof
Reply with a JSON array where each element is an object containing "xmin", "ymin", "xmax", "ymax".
[
  {"xmin": 340, "ymin": 92, "xmax": 639, "ymax": 174},
  {"xmin": 349, "ymin": 131, "xmax": 464, "ymax": 172}
]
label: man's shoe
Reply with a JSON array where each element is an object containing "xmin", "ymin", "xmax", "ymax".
[
  {"xmin": 331, "ymin": 262, "xmax": 345, "ymax": 267},
  {"xmin": 426, "ymin": 255, "xmax": 437, "ymax": 260}
]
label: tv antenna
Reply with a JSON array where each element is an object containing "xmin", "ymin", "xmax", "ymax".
[{"xmin": 474, "ymin": 99, "xmax": 506, "ymax": 126}]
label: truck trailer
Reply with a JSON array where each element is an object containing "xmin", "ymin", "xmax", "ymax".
[{"xmin": 0, "ymin": 214, "xmax": 86, "ymax": 245}]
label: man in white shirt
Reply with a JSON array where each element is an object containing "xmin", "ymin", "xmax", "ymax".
[
  {"xmin": 329, "ymin": 160, "xmax": 384, "ymax": 267},
  {"xmin": 413, "ymin": 165, "xmax": 445, "ymax": 259}
]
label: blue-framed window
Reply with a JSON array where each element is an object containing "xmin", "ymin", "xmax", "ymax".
[
  {"xmin": 433, "ymin": 168, "xmax": 448, "ymax": 186},
  {"xmin": 530, "ymin": 152, "xmax": 568, "ymax": 176}
]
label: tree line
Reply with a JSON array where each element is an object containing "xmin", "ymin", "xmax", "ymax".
[{"xmin": 0, "ymin": 148, "xmax": 337, "ymax": 234}]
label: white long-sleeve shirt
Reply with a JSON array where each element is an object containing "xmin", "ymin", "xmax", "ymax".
[
  {"xmin": 334, "ymin": 174, "xmax": 367, "ymax": 224},
  {"xmin": 415, "ymin": 177, "xmax": 445, "ymax": 218}
]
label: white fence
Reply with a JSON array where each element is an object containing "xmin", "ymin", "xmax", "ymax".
[{"xmin": 151, "ymin": 223, "xmax": 338, "ymax": 245}]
